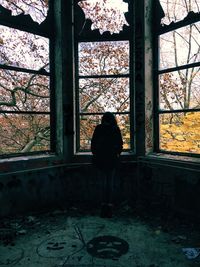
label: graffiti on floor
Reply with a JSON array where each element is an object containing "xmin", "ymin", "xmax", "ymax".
[
  {"xmin": 37, "ymin": 234, "xmax": 83, "ymax": 258},
  {"xmin": 86, "ymin": 235, "xmax": 129, "ymax": 259},
  {"xmin": 37, "ymin": 223, "xmax": 130, "ymax": 267}
]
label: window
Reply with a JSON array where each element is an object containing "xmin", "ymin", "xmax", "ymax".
[
  {"xmin": 0, "ymin": 1, "xmax": 54, "ymax": 157},
  {"xmin": 156, "ymin": 1, "xmax": 200, "ymax": 156},
  {"xmin": 74, "ymin": 0, "xmax": 134, "ymax": 153}
]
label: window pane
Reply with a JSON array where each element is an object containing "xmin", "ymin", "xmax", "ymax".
[
  {"xmin": 160, "ymin": 0, "xmax": 200, "ymax": 25},
  {"xmin": 79, "ymin": 113, "xmax": 130, "ymax": 151},
  {"xmin": 79, "ymin": 78, "xmax": 129, "ymax": 113},
  {"xmin": 80, "ymin": 114, "xmax": 101, "ymax": 150},
  {"xmin": 160, "ymin": 112, "xmax": 200, "ymax": 153},
  {"xmin": 78, "ymin": 0, "xmax": 129, "ymax": 34},
  {"xmin": 116, "ymin": 114, "xmax": 130, "ymax": 150},
  {"xmin": 159, "ymin": 68, "xmax": 200, "ymax": 110},
  {"xmin": 0, "ymin": 114, "xmax": 50, "ymax": 155},
  {"xmin": 1, "ymin": 0, "xmax": 48, "ymax": 24},
  {"xmin": 159, "ymin": 22, "xmax": 200, "ymax": 70},
  {"xmin": 0, "ymin": 26, "xmax": 49, "ymax": 71},
  {"xmin": 79, "ymin": 41, "xmax": 129, "ymax": 76},
  {"xmin": 0, "ymin": 70, "xmax": 50, "ymax": 112}
]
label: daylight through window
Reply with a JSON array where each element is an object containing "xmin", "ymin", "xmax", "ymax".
[
  {"xmin": 75, "ymin": 0, "xmax": 132, "ymax": 152},
  {"xmin": 157, "ymin": 0, "xmax": 200, "ymax": 155},
  {"xmin": 0, "ymin": 0, "xmax": 52, "ymax": 156}
]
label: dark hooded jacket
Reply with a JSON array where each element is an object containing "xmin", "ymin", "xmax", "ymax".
[{"xmin": 91, "ymin": 123, "xmax": 123, "ymax": 171}]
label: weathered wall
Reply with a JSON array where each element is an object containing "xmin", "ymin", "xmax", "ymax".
[
  {"xmin": 1, "ymin": 158, "xmax": 200, "ymax": 219},
  {"xmin": 137, "ymin": 157, "xmax": 200, "ymax": 218},
  {"xmin": 0, "ymin": 161, "xmax": 137, "ymax": 217}
]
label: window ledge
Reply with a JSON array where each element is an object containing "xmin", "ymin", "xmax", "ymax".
[
  {"xmin": 139, "ymin": 152, "xmax": 200, "ymax": 170},
  {"xmin": 0, "ymin": 153, "xmax": 55, "ymax": 163},
  {"xmin": 0, "ymin": 153, "xmax": 63, "ymax": 175},
  {"xmin": 72, "ymin": 151, "xmax": 136, "ymax": 163}
]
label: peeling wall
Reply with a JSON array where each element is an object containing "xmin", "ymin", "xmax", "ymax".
[
  {"xmin": 0, "ymin": 162, "xmax": 137, "ymax": 217},
  {"xmin": 138, "ymin": 157, "xmax": 200, "ymax": 218},
  {"xmin": 144, "ymin": 0, "xmax": 154, "ymax": 154},
  {"xmin": 1, "ymin": 157, "xmax": 200, "ymax": 219}
]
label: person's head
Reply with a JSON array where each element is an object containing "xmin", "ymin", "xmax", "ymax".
[{"xmin": 101, "ymin": 112, "xmax": 117, "ymax": 126}]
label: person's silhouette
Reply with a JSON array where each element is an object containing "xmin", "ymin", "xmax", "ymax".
[{"xmin": 91, "ymin": 112, "xmax": 123, "ymax": 217}]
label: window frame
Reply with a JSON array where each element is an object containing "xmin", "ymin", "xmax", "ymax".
[
  {"xmin": 0, "ymin": 1, "xmax": 56, "ymax": 158},
  {"xmin": 154, "ymin": 10, "xmax": 200, "ymax": 158},
  {"xmin": 73, "ymin": 0, "xmax": 135, "ymax": 154}
]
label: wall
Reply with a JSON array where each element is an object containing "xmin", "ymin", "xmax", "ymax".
[
  {"xmin": 137, "ymin": 156, "xmax": 200, "ymax": 219},
  {"xmin": 1, "ymin": 156, "xmax": 200, "ymax": 219},
  {"xmin": 0, "ymin": 161, "xmax": 137, "ymax": 217}
]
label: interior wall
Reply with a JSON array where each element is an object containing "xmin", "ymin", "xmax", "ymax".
[
  {"xmin": 0, "ymin": 159, "xmax": 200, "ymax": 218},
  {"xmin": 138, "ymin": 157, "xmax": 200, "ymax": 219},
  {"xmin": 0, "ymin": 161, "xmax": 137, "ymax": 217}
]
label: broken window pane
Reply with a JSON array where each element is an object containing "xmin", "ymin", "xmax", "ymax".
[
  {"xmin": 0, "ymin": 26, "xmax": 49, "ymax": 71},
  {"xmin": 0, "ymin": 114, "xmax": 50, "ymax": 155},
  {"xmin": 159, "ymin": 22, "xmax": 200, "ymax": 70},
  {"xmin": 159, "ymin": 112, "xmax": 200, "ymax": 153},
  {"xmin": 160, "ymin": 0, "xmax": 200, "ymax": 25},
  {"xmin": 79, "ymin": 41, "xmax": 129, "ymax": 76},
  {"xmin": 159, "ymin": 68, "xmax": 200, "ymax": 110},
  {"xmin": 1, "ymin": 0, "xmax": 48, "ymax": 24},
  {"xmin": 79, "ymin": 78, "xmax": 129, "ymax": 113},
  {"xmin": 78, "ymin": 0, "xmax": 129, "ymax": 34},
  {"xmin": 0, "ymin": 69, "xmax": 50, "ymax": 112},
  {"xmin": 76, "ymin": 1, "xmax": 132, "ymax": 153}
]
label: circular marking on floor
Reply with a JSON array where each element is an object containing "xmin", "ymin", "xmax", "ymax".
[
  {"xmin": 37, "ymin": 234, "xmax": 83, "ymax": 258},
  {"xmin": 86, "ymin": 235, "xmax": 129, "ymax": 259},
  {"xmin": 0, "ymin": 246, "xmax": 24, "ymax": 266}
]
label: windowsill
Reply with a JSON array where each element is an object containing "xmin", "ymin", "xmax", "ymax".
[
  {"xmin": 139, "ymin": 152, "xmax": 200, "ymax": 170},
  {"xmin": 72, "ymin": 150, "xmax": 136, "ymax": 163},
  {"xmin": 0, "ymin": 153, "xmax": 55, "ymax": 163},
  {"xmin": 0, "ymin": 153, "xmax": 64, "ymax": 175},
  {"xmin": 74, "ymin": 150, "xmax": 135, "ymax": 156}
]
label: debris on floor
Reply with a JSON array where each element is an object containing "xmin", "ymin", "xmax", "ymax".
[
  {"xmin": 0, "ymin": 207, "xmax": 200, "ymax": 267},
  {"xmin": 182, "ymin": 247, "xmax": 200, "ymax": 259},
  {"xmin": 171, "ymin": 235, "xmax": 187, "ymax": 243}
]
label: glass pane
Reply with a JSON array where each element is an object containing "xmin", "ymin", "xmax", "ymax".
[
  {"xmin": 116, "ymin": 114, "xmax": 130, "ymax": 150},
  {"xmin": 79, "ymin": 113, "xmax": 130, "ymax": 151},
  {"xmin": 160, "ymin": 112, "xmax": 200, "ymax": 153},
  {"xmin": 0, "ymin": 70, "xmax": 50, "ymax": 112},
  {"xmin": 78, "ymin": 0, "xmax": 129, "ymax": 34},
  {"xmin": 1, "ymin": 0, "xmax": 48, "ymax": 24},
  {"xmin": 79, "ymin": 78, "xmax": 129, "ymax": 113},
  {"xmin": 79, "ymin": 41, "xmax": 129, "ymax": 76},
  {"xmin": 0, "ymin": 26, "xmax": 49, "ymax": 71},
  {"xmin": 0, "ymin": 114, "xmax": 50, "ymax": 155},
  {"xmin": 159, "ymin": 22, "xmax": 200, "ymax": 70},
  {"xmin": 80, "ymin": 114, "xmax": 102, "ymax": 150},
  {"xmin": 160, "ymin": 0, "xmax": 200, "ymax": 25},
  {"xmin": 159, "ymin": 68, "xmax": 200, "ymax": 110}
]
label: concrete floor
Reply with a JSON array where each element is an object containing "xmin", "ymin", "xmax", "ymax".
[{"xmin": 0, "ymin": 207, "xmax": 199, "ymax": 267}]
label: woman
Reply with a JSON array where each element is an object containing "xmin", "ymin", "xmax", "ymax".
[
  {"xmin": 91, "ymin": 112, "xmax": 123, "ymax": 217},
  {"xmin": 91, "ymin": 112, "xmax": 123, "ymax": 170}
]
